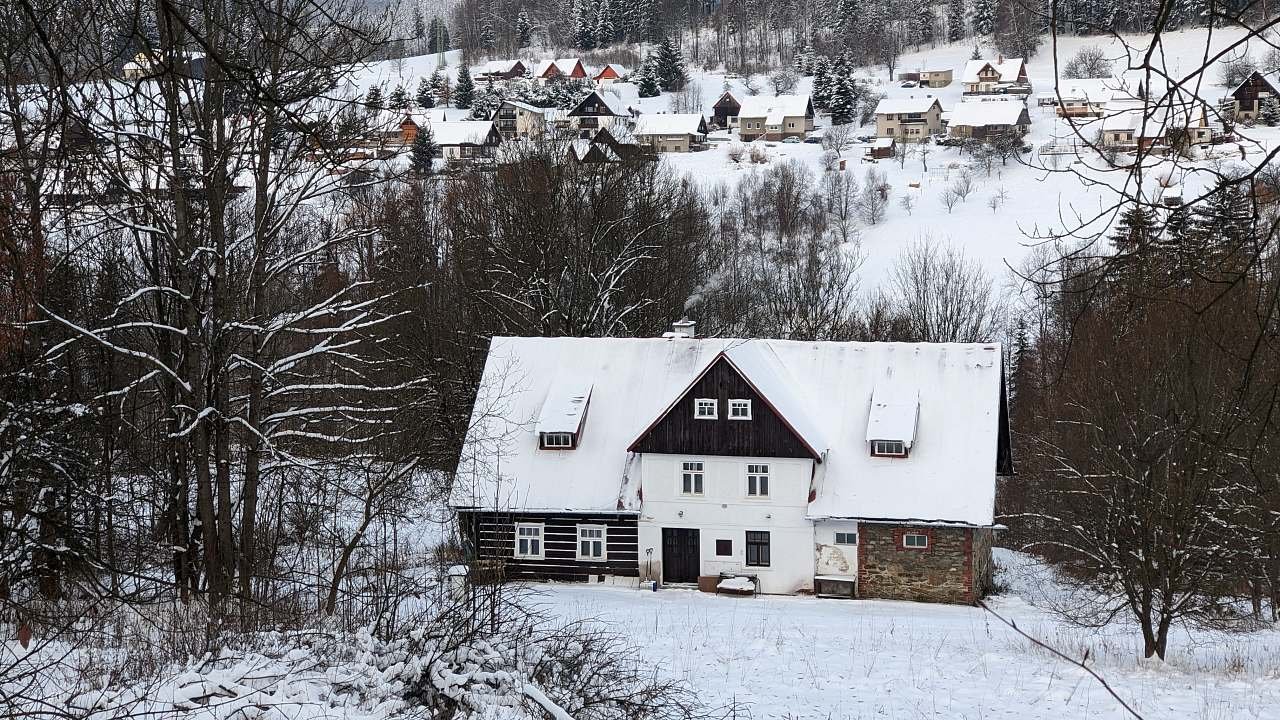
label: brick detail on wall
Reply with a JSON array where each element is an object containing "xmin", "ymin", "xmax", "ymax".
[{"xmin": 857, "ymin": 524, "xmax": 982, "ymax": 604}]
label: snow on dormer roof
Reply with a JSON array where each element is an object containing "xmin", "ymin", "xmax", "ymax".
[
  {"xmin": 865, "ymin": 379, "xmax": 920, "ymax": 446},
  {"xmin": 535, "ymin": 378, "xmax": 593, "ymax": 435}
]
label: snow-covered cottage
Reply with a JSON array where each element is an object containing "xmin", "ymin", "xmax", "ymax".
[
  {"xmin": 947, "ymin": 100, "xmax": 1031, "ymax": 140},
  {"xmin": 873, "ymin": 97, "xmax": 944, "ymax": 141},
  {"xmin": 567, "ymin": 90, "xmax": 633, "ymax": 137},
  {"xmin": 961, "ymin": 57, "xmax": 1030, "ymax": 95},
  {"xmin": 450, "ymin": 330, "xmax": 1013, "ymax": 604},
  {"xmin": 632, "ymin": 113, "xmax": 709, "ymax": 152},
  {"xmin": 535, "ymin": 58, "xmax": 588, "ymax": 83},
  {"xmin": 737, "ymin": 94, "xmax": 814, "ymax": 141}
]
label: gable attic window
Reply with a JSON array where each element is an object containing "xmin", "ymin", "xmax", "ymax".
[
  {"xmin": 694, "ymin": 398, "xmax": 718, "ymax": 419},
  {"xmin": 536, "ymin": 378, "xmax": 592, "ymax": 450},
  {"xmin": 728, "ymin": 399, "xmax": 752, "ymax": 419}
]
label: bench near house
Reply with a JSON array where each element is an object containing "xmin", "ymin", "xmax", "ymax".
[
  {"xmin": 738, "ymin": 94, "xmax": 814, "ymax": 141},
  {"xmin": 450, "ymin": 326, "xmax": 1013, "ymax": 604},
  {"xmin": 874, "ymin": 97, "xmax": 943, "ymax": 141}
]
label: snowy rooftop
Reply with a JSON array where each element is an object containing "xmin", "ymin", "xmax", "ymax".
[
  {"xmin": 947, "ymin": 100, "xmax": 1027, "ymax": 127},
  {"xmin": 738, "ymin": 94, "xmax": 812, "ymax": 124},
  {"xmin": 453, "ymin": 337, "xmax": 1006, "ymax": 525},
  {"xmin": 874, "ymin": 97, "xmax": 941, "ymax": 115},
  {"xmin": 1056, "ymin": 77, "xmax": 1133, "ymax": 104},
  {"xmin": 632, "ymin": 113, "xmax": 706, "ymax": 136},
  {"xmin": 478, "ymin": 59, "xmax": 523, "ymax": 75},
  {"xmin": 865, "ymin": 381, "xmax": 920, "ymax": 445},
  {"xmin": 962, "ymin": 58, "xmax": 1026, "ymax": 84},
  {"xmin": 535, "ymin": 58, "xmax": 582, "ymax": 77},
  {"xmin": 428, "ymin": 120, "xmax": 496, "ymax": 145}
]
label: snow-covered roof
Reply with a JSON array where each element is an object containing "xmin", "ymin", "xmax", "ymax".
[
  {"xmin": 1056, "ymin": 77, "xmax": 1131, "ymax": 105},
  {"xmin": 947, "ymin": 100, "xmax": 1028, "ymax": 128},
  {"xmin": 535, "ymin": 58, "xmax": 582, "ymax": 77},
  {"xmin": 632, "ymin": 113, "xmax": 706, "ymax": 136},
  {"xmin": 453, "ymin": 337, "xmax": 1006, "ymax": 525},
  {"xmin": 535, "ymin": 378, "xmax": 593, "ymax": 434},
  {"xmin": 962, "ymin": 58, "xmax": 1026, "ymax": 84},
  {"xmin": 478, "ymin": 59, "xmax": 523, "ymax": 75},
  {"xmin": 874, "ymin": 97, "xmax": 941, "ymax": 115},
  {"xmin": 428, "ymin": 120, "xmax": 496, "ymax": 145},
  {"xmin": 594, "ymin": 63, "xmax": 629, "ymax": 77},
  {"xmin": 606, "ymin": 82, "xmax": 640, "ymax": 108},
  {"xmin": 738, "ymin": 94, "xmax": 812, "ymax": 124},
  {"xmin": 872, "ymin": 137, "xmax": 895, "ymax": 149},
  {"xmin": 1101, "ymin": 95, "xmax": 1208, "ymax": 137}
]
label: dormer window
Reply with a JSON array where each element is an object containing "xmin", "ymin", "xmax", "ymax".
[
  {"xmin": 871, "ymin": 439, "xmax": 908, "ymax": 457},
  {"xmin": 541, "ymin": 432, "xmax": 575, "ymax": 449},
  {"xmin": 728, "ymin": 399, "xmax": 752, "ymax": 419},
  {"xmin": 694, "ymin": 398, "xmax": 718, "ymax": 419}
]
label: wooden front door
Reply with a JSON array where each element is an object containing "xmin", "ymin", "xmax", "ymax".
[{"xmin": 662, "ymin": 527, "xmax": 700, "ymax": 584}]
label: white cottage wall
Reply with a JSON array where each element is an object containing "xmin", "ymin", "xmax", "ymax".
[{"xmin": 636, "ymin": 453, "xmax": 815, "ymax": 594}]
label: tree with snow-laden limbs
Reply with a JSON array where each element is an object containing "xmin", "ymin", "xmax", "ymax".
[
  {"xmin": 947, "ymin": 0, "xmax": 967, "ymax": 42},
  {"xmin": 365, "ymin": 84, "xmax": 385, "ymax": 109},
  {"xmin": 970, "ymin": 0, "xmax": 994, "ymax": 35},
  {"xmin": 412, "ymin": 127, "xmax": 436, "ymax": 175},
  {"xmin": 516, "ymin": 7, "xmax": 533, "ymax": 47},
  {"xmin": 454, "ymin": 63, "xmax": 476, "ymax": 108},
  {"xmin": 388, "ymin": 83, "xmax": 410, "ymax": 109},
  {"xmin": 416, "ymin": 77, "xmax": 435, "ymax": 108},
  {"xmin": 653, "ymin": 36, "xmax": 688, "ymax": 91}
]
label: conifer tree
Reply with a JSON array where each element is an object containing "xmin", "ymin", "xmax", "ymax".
[
  {"xmin": 454, "ymin": 64, "xmax": 475, "ymax": 108},
  {"xmin": 427, "ymin": 17, "xmax": 451, "ymax": 53},
  {"xmin": 795, "ymin": 43, "xmax": 817, "ymax": 75},
  {"xmin": 365, "ymin": 85, "xmax": 384, "ymax": 109},
  {"xmin": 654, "ymin": 36, "xmax": 688, "ymax": 91},
  {"xmin": 971, "ymin": 0, "xmax": 995, "ymax": 35},
  {"xmin": 828, "ymin": 55, "xmax": 860, "ymax": 125},
  {"xmin": 412, "ymin": 126, "xmax": 435, "ymax": 175},
  {"xmin": 636, "ymin": 57, "xmax": 662, "ymax": 97},
  {"xmin": 811, "ymin": 55, "xmax": 834, "ymax": 109},
  {"xmin": 480, "ymin": 22, "xmax": 496, "ymax": 51},
  {"xmin": 516, "ymin": 8, "xmax": 533, "ymax": 47},
  {"xmin": 916, "ymin": 10, "xmax": 936, "ymax": 46},
  {"xmin": 574, "ymin": 1, "xmax": 596, "ymax": 49},
  {"xmin": 595, "ymin": 0, "xmax": 616, "ymax": 46},
  {"xmin": 947, "ymin": 0, "xmax": 966, "ymax": 42},
  {"xmin": 1261, "ymin": 95, "xmax": 1280, "ymax": 126},
  {"xmin": 416, "ymin": 77, "xmax": 435, "ymax": 108},
  {"xmin": 388, "ymin": 84, "xmax": 410, "ymax": 109}
]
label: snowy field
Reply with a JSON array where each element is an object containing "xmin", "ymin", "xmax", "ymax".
[{"xmin": 533, "ymin": 550, "xmax": 1280, "ymax": 720}]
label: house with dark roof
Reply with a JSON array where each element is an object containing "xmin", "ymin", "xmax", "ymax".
[
  {"xmin": 450, "ymin": 325, "xmax": 1013, "ymax": 604},
  {"xmin": 712, "ymin": 91, "xmax": 741, "ymax": 128},
  {"xmin": 567, "ymin": 90, "xmax": 633, "ymax": 137}
]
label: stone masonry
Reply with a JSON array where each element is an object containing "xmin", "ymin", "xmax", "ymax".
[{"xmin": 857, "ymin": 524, "xmax": 989, "ymax": 604}]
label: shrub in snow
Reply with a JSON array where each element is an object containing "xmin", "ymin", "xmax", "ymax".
[{"xmin": 749, "ymin": 144, "xmax": 768, "ymax": 164}]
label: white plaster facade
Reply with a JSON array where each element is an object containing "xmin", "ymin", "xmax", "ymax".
[{"xmin": 636, "ymin": 453, "xmax": 817, "ymax": 594}]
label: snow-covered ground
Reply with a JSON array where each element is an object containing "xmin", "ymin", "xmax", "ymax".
[{"xmin": 533, "ymin": 549, "xmax": 1280, "ymax": 719}]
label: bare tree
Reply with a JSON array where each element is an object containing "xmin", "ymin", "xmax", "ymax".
[{"xmin": 885, "ymin": 237, "xmax": 1006, "ymax": 342}]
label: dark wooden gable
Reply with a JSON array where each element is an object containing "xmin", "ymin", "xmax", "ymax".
[
  {"xmin": 1233, "ymin": 71, "xmax": 1278, "ymax": 106},
  {"xmin": 713, "ymin": 91, "xmax": 741, "ymax": 110},
  {"xmin": 569, "ymin": 91, "xmax": 621, "ymax": 118},
  {"xmin": 629, "ymin": 354, "xmax": 819, "ymax": 460}
]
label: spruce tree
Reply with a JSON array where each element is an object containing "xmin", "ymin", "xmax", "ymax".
[
  {"xmin": 971, "ymin": 0, "xmax": 995, "ymax": 35},
  {"xmin": 635, "ymin": 57, "xmax": 662, "ymax": 97},
  {"xmin": 947, "ymin": 0, "xmax": 966, "ymax": 42},
  {"xmin": 574, "ymin": 2, "xmax": 596, "ymax": 49},
  {"xmin": 412, "ymin": 126, "xmax": 435, "ymax": 175},
  {"xmin": 916, "ymin": 10, "xmax": 935, "ymax": 46},
  {"xmin": 811, "ymin": 55, "xmax": 833, "ymax": 109},
  {"xmin": 595, "ymin": 0, "xmax": 616, "ymax": 46},
  {"xmin": 388, "ymin": 84, "xmax": 410, "ymax": 109},
  {"xmin": 654, "ymin": 37, "xmax": 687, "ymax": 91},
  {"xmin": 427, "ymin": 17, "xmax": 451, "ymax": 53},
  {"xmin": 795, "ymin": 43, "xmax": 817, "ymax": 75},
  {"xmin": 516, "ymin": 8, "xmax": 532, "ymax": 47},
  {"xmin": 480, "ymin": 22, "xmax": 496, "ymax": 51},
  {"xmin": 416, "ymin": 77, "xmax": 435, "ymax": 109},
  {"xmin": 364, "ymin": 85, "xmax": 384, "ymax": 109},
  {"xmin": 454, "ymin": 64, "xmax": 475, "ymax": 109},
  {"xmin": 828, "ymin": 55, "xmax": 859, "ymax": 125},
  {"xmin": 1261, "ymin": 94, "xmax": 1280, "ymax": 126}
]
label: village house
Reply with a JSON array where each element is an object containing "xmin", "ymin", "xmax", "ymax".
[
  {"xmin": 919, "ymin": 68, "xmax": 953, "ymax": 88},
  {"xmin": 491, "ymin": 100, "xmax": 554, "ymax": 140},
  {"xmin": 593, "ymin": 64, "xmax": 628, "ymax": 85},
  {"xmin": 1051, "ymin": 78, "xmax": 1129, "ymax": 118},
  {"xmin": 1228, "ymin": 69, "xmax": 1280, "ymax": 121},
  {"xmin": 873, "ymin": 97, "xmax": 944, "ymax": 141},
  {"xmin": 712, "ymin": 91, "xmax": 741, "ymax": 128},
  {"xmin": 1099, "ymin": 96, "xmax": 1215, "ymax": 151},
  {"xmin": 632, "ymin": 113, "xmax": 709, "ymax": 152},
  {"xmin": 567, "ymin": 90, "xmax": 633, "ymax": 137},
  {"xmin": 450, "ymin": 329, "xmax": 1012, "ymax": 604},
  {"xmin": 413, "ymin": 119, "xmax": 502, "ymax": 161},
  {"xmin": 946, "ymin": 100, "xmax": 1032, "ymax": 140},
  {"xmin": 961, "ymin": 56, "xmax": 1030, "ymax": 95},
  {"xmin": 535, "ymin": 58, "xmax": 588, "ymax": 83},
  {"xmin": 737, "ymin": 94, "xmax": 814, "ymax": 141},
  {"xmin": 476, "ymin": 59, "xmax": 528, "ymax": 83},
  {"xmin": 568, "ymin": 126, "xmax": 650, "ymax": 165}
]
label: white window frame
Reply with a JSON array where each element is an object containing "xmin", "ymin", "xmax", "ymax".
[
  {"xmin": 871, "ymin": 439, "xmax": 908, "ymax": 457},
  {"xmin": 728, "ymin": 399, "xmax": 752, "ymax": 420},
  {"xmin": 577, "ymin": 524, "xmax": 607, "ymax": 560},
  {"xmin": 902, "ymin": 532, "xmax": 929, "ymax": 549},
  {"xmin": 680, "ymin": 460, "xmax": 705, "ymax": 496},
  {"xmin": 541, "ymin": 432, "xmax": 573, "ymax": 449},
  {"xmin": 694, "ymin": 398, "xmax": 718, "ymax": 419},
  {"xmin": 834, "ymin": 532, "xmax": 857, "ymax": 545},
  {"xmin": 746, "ymin": 463, "xmax": 770, "ymax": 498},
  {"xmin": 514, "ymin": 523, "xmax": 544, "ymax": 559}
]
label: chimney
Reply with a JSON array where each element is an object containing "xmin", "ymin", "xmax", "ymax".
[{"xmin": 670, "ymin": 318, "xmax": 696, "ymax": 338}]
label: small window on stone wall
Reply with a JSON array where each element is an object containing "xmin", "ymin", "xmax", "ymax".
[{"xmin": 902, "ymin": 532, "xmax": 929, "ymax": 549}]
